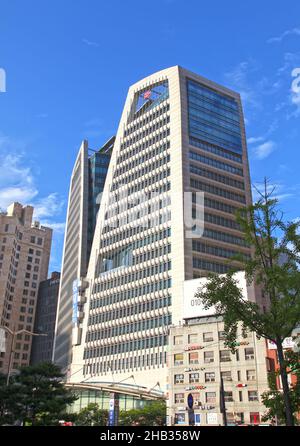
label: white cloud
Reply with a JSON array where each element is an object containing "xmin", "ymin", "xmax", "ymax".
[
  {"xmin": 39, "ymin": 221, "xmax": 66, "ymax": 233},
  {"xmin": 225, "ymin": 60, "xmax": 261, "ymax": 109},
  {"xmin": 252, "ymin": 181, "xmax": 292, "ymax": 202},
  {"xmin": 247, "ymin": 136, "xmax": 265, "ymax": 144},
  {"xmin": 82, "ymin": 38, "xmax": 99, "ymax": 47},
  {"xmin": 0, "ymin": 153, "xmax": 34, "ymax": 187},
  {"xmin": 247, "ymin": 120, "xmax": 278, "ymax": 147},
  {"xmin": 252, "ymin": 181, "xmax": 300, "ymax": 208},
  {"xmin": 0, "ymin": 147, "xmax": 38, "ymax": 209},
  {"xmin": 253, "ymin": 141, "xmax": 276, "ymax": 160},
  {"xmin": 0, "ymin": 134, "xmax": 66, "ymax": 273},
  {"xmin": 0, "ymin": 186, "xmax": 38, "ymax": 210},
  {"xmin": 267, "ymin": 27, "xmax": 300, "ymax": 44},
  {"xmin": 33, "ymin": 193, "xmax": 64, "ymax": 220},
  {"xmin": 225, "ymin": 59, "xmax": 280, "ymax": 113},
  {"xmin": 0, "ymin": 133, "xmax": 65, "ymax": 226}
]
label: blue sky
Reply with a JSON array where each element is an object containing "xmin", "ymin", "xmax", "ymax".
[{"xmin": 0, "ymin": 0, "xmax": 300, "ymax": 272}]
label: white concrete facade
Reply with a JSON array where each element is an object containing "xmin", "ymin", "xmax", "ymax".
[{"xmin": 68, "ymin": 66, "xmax": 252, "ymax": 392}]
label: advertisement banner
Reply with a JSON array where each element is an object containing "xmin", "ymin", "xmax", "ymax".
[{"xmin": 183, "ymin": 271, "xmax": 248, "ymax": 319}]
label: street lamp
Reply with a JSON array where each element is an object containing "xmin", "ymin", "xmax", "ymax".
[{"xmin": 0, "ymin": 325, "xmax": 47, "ymax": 385}]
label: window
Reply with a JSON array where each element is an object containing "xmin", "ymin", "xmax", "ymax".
[
  {"xmin": 188, "ymin": 333, "xmax": 198, "ymax": 344},
  {"xmin": 175, "ymin": 413, "xmax": 185, "ymax": 425},
  {"xmin": 174, "ymin": 353, "xmax": 183, "ymax": 366},
  {"xmin": 221, "ymin": 371, "xmax": 232, "ymax": 382},
  {"xmin": 191, "ymin": 392, "xmax": 201, "ymax": 403},
  {"xmin": 220, "ymin": 350, "xmax": 231, "ymax": 362},
  {"xmin": 30, "ymin": 236, "xmax": 35, "ymax": 243},
  {"xmin": 193, "ymin": 257, "xmax": 231, "ymax": 274},
  {"xmin": 187, "ymin": 79, "xmax": 242, "ymax": 154},
  {"xmin": 189, "ymin": 373, "xmax": 199, "ymax": 383},
  {"xmin": 206, "ymin": 392, "xmax": 216, "ymax": 404},
  {"xmin": 174, "ymin": 336, "xmax": 183, "ymax": 345},
  {"xmin": 205, "ymin": 372, "xmax": 215, "ymax": 382},
  {"xmin": 204, "ymin": 351, "xmax": 214, "ymax": 363},
  {"xmin": 189, "ymin": 153, "xmax": 243, "ymax": 176},
  {"xmin": 175, "ymin": 393, "xmax": 184, "ymax": 404},
  {"xmin": 248, "ymin": 391, "xmax": 259, "ymax": 402},
  {"xmin": 189, "ymin": 352, "xmax": 199, "ymax": 364},
  {"xmin": 227, "ymin": 412, "xmax": 244, "ymax": 425},
  {"xmin": 224, "ymin": 391, "xmax": 234, "ymax": 402},
  {"xmin": 245, "ymin": 348, "xmax": 255, "ymax": 360},
  {"xmin": 203, "ymin": 332, "xmax": 213, "ymax": 342},
  {"xmin": 174, "ymin": 374, "xmax": 184, "ymax": 384},
  {"xmin": 246, "ymin": 370, "xmax": 256, "ymax": 381},
  {"xmin": 218, "ymin": 331, "xmax": 226, "ymax": 340}
]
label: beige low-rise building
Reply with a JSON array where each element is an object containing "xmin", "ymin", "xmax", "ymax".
[
  {"xmin": 0, "ymin": 202, "xmax": 52, "ymax": 374},
  {"xmin": 168, "ymin": 315, "xmax": 269, "ymax": 426}
]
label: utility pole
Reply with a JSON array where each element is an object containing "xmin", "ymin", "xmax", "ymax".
[
  {"xmin": 0, "ymin": 326, "xmax": 47, "ymax": 385},
  {"xmin": 220, "ymin": 374, "xmax": 227, "ymax": 426}
]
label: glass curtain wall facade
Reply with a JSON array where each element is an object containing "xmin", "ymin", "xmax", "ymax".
[{"xmin": 53, "ymin": 140, "xmax": 112, "ymax": 372}]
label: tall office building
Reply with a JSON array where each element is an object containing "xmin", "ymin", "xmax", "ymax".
[
  {"xmin": 53, "ymin": 138, "xmax": 113, "ymax": 371},
  {"xmin": 69, "ymin": 66, "xmax": 252, "ymax": 390},
  {"xmin": 30, "ymin": 271, "xmax": 60, "ymax": 365},
  {"xmin": 0, "ymin": 202, "xmax": 52, "ymax": 374}
]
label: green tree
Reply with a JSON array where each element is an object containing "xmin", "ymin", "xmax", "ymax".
[
  {"xmin": 0, "ymin": 373, "xmax": 19, "ymax": 425},
  {"xmin": 74, "ymin": 403, "xmax": 108, "ymax": 426},
  {"xmin": 119, "ymin": 401, "xmax": 166, "ymax": 426},
  {"xmin": 261, "ymin": 350, "xmax": 300, "ymax": 425},
  {"xmin": 195, "ymin": 180, "xmax": 300, "ymax": 426},
  {"xmin": 1, "ymin": 362, "xmax": 77, "ymax": 425}
]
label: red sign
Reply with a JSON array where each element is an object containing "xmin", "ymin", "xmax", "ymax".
[{"xmin": 143, "ymin": 90, "xmax": 151, "ymax": 100}]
